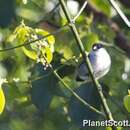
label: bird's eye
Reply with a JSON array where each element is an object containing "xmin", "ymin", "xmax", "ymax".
[
  {"xmin": 92, "ymin": 44, "xmax": 103, "ymax": 51},
  {"xmin": 92, "ymin": 44, "xmax": 98, "ymax": 51}
]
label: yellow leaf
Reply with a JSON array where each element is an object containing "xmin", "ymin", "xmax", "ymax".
[
  {"xmin": 41, "ymin": 47, "xmax": 53, "ymax": 63},
  {"xmin": 35, "ymin": 28, "xmax": 55, "ymax": 45},
  {"xmin": 14, "ymin": 23, "xmax": 32, "ymax": 44},
  {"xmin": 0, "ymin": 87, "xmax": 5, "ymax": 114},
  {"xmin": 46, "ymin": 47, "xmax": 53, "ymax": 63},
  {"xmin": 22, "ymin": 47, "xmax": 37, "ymax": 60}
]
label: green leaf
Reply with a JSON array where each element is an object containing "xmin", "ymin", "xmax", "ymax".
[
  {"xmin": 22, "ymin": 46, "xmax": 53, "ymax": 63},
  {"xmin": 0, "ymin": 87, "xmax": 5, "ymax": 114},
  {"xmin": 31, "ymin": 79, "xmax": 53, "ymax": 112},
  {"xmin": 7, "ymin": 33, "xmax": 17, "ymax": 43},
  {"xmin": 22, "ymin": 47, "xmax": 37, "ymax": 60},
  {"xmin": 68, "ymin": 83, "xmax": 101, "ymax": 127},
  {"xmin": 84, "ymin": 33, "xmax": 99, "ymax": 52},
  {"xmin": 31, "ymin": 64, "xmax": 60, "ymax": 112},
  {"xmin": 10, "ymin": 118, "xmax": 31, "ymax": 130},
  {"xmin": 123, "ymin": 94, "xmax": 130, "ymax": 112},
  {"xmin": 106, "ymin": 127, "xmax": 123, "ymax": 130},
  {"xmin": 89, "ymin": 0, "xmax": 111, "ymax": 17},
  {"xmin": 106, "ymin": 127, "xmax": 112, "ymax": 130}
]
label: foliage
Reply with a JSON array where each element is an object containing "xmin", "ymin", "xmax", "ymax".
[
  {"xmin": 0, "ymin": 87, "xmax": 5, "ymax": 114},
  {"xmin": 0, "ymin": 0, "xmax": 130, "ymax": 130},
  {"xmin": 124, "ymin": 90, "xmax": 130, "ymax": 112}
]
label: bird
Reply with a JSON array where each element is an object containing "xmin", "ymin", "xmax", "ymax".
[{"xmin": 76, "ymin": 43, "xmax": 111, "ymax": 81}]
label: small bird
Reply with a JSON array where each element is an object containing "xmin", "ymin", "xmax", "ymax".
[{"xmin": 76, "ymin": 43, "xmax": 111, "ymax": 81}]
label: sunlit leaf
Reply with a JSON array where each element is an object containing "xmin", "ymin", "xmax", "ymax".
[
  {"xmin": 42, "ymin": 47, "xmax": 53, "ymax": 63},
  {"xmin": 0, "ymin": 87, "xmax": 5, "ymax": 114},
  {"xmin": 22, "ymin": 47, "xmax": 37, "ymax": 60},
  {"xmin": 35, "ymin": 28, "xmax": 55, "ymax": 45},
  {"xmin": 14, "ymin": 22, "xmax": 32, "ymax": 44}
]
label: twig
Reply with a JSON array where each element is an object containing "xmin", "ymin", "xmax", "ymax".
[
  {"xmin": 32, "ymin": 3, "xmax": 60, "ymax": 26},
  {"xmin": 73, "ymin": 1, "xmax": 88, "ymax": 21},
  {"xmin": 3, "ymin": 55, "xmax": 77, "ymax": 86},
  {"xmin": 108, "ymin": 0, "xmax": 130, "ymax": 28},
  {"xmin": 39, "ymin": 55, "xmax": 105, "ymax": 116},
  {"xmin": 77, "ymin": 1, "xmax": 130, "ymax": 57},
  {"xmin": 39, "ymin": 53, "xmax": 104, "ymax": 116},
  {"xmin": 100, "ymin": 41, "xmax": 126, "ymax": 55},
  {"xmin": 59, "ymin": 0, "xmax": 116, "ymax": 129},
  {"xmin": 50, "ymin": 66, "xmax": 105, "ymax": 117},
  {"xmin": 0, "ymin": 24, "xmax": 68, "ymax": 52}
]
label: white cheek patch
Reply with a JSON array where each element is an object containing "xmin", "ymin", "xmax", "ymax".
[{"xmin": 94, "ymin": 48, "xmax": 111, "ymax": 74}]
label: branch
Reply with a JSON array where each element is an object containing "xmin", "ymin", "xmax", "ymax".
[
  {"xmin": 41, "ymin": 57, "xmax": 105, "ymax": 117},
  {"xmin": 50, "ymin": 65, "xmax": 105, "ymax": 117},
  {"xmin": 59, "ymin": 1, "xmax": 116, "ymax": 129},
  {"xmin": 73, "ymin": 1, "xmax": 88, "ymax": 21},
  {"xmin": 32, "ymin": 3, "xmax": 60, "ymax": 27},
  {"xmin": 77, "ymin": 0, "xmax": 130, "ymax": 58},
  {"xmin": 108, "ymin": 0, "xmax": 130, "ymax": 28},
  {"xmin": 103, "ymin": 90, "xmax": 130, "ymax": 120},
  {"xmin": 0, "ymin": 24, "xmax": 68, "ymax": 52},
  {"xmin": 4, "ymin": 54, "xmax": 104, "ymax": 116},
  {"xmin": 100, "ymin": 41, "xmax": 126, "ymax": 56}
]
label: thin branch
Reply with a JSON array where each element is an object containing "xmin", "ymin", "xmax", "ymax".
[
  {"xmin": 39, "ymin": 54, "xmax": 105, "ymax": 116},
  {"xmin": 31, "ymin": 59, "xmax": 74, "ymax": 82},
  {"xmin": 100, "ymin": 41, "xmax": 126, "ymax": 55},
  {"xmin": 0, "ymin": 24, "xmax": 68, "ymax": 52},
  {"xmin": 50, "ymin": 66, "xmax": 105, "ymax": 117},
  {"xmin": 44, "ymin": 2, "xmax": 60, "ymax": 17},
  {"xmin": 59, "ymin": 0, "xmax": 116, "ymax": 129},
  {"xmin": 77, "ymin": 1, "xmax": 130, "ymax": 57},
  {"xmin": 73, "ymin": 1, "xmax": 88, "ymax": 21},
  {"xmin": 32, "ymin": 3, "xmax": 60, "ymax": 26},
  {"xmin": 4, "ymin": 56, "xmax": 78, "ymax": 85},
  {"xmin": 108, "ymin": 0, "xmax": 130, "ymax": 28}
]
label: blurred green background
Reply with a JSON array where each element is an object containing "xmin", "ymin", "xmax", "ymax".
[{"xmin": 0, "ymin": 0, "xmax": 130, "ymax": 130}]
